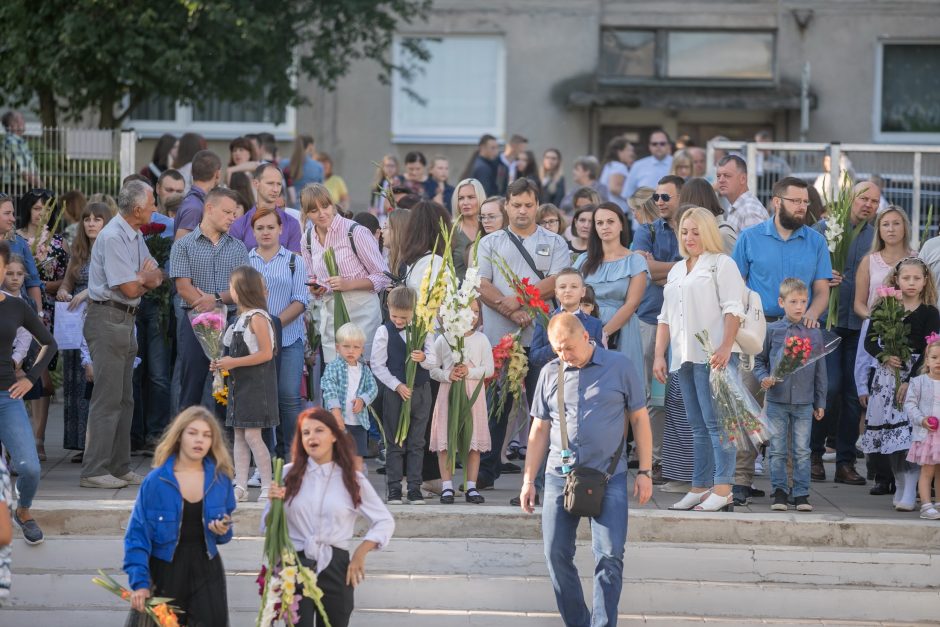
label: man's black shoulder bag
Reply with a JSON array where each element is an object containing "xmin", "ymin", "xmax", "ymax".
[{"xmin": 559, "ymin": 360, "xmax": 625, "ymax": 518}]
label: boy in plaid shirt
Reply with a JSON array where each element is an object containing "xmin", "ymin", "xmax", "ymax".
[{"xmin": 321, "ymin": 322, "xmax": 378, "ymax": 457}]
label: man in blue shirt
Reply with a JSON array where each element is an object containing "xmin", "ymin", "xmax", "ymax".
[
  {"xmin": 633, "ymin": 174, "xmax": 684, "ymax": 482},
  {"xmin": 731, "ymin": 176, "xmax": 832, "ymax": 505},
  {"xmin": 520, "ymin": 313, "xmax": 652, "ymax": 627},
  {"xmin": 622, "ymin": 130, "xmax": 674, "ymax": 200},
  {"xmin": 810, "ymin": 181, "xmax": 880, "ymax": 486}
]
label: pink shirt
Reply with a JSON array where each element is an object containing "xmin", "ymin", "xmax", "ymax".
[{"xmin": 301, "ymin": 215, "xmax": 390, "ymax": 293}]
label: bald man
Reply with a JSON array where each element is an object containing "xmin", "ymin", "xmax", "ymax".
[
  {"xmin": 811, "ymin": 180, "xmax": 881, "ymax": 486},
  {"xmin": 520, "ymin": 312, "xmax": 652, "ymax": 627}
]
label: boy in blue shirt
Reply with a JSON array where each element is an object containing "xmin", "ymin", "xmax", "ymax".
[{"xmin": 754, "ymin": 278, "xmax": 827, "ymax": 512}]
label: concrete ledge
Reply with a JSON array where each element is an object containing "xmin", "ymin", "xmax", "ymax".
[{"xmin": 27, "ymin": 500, "xmax": 940, "ymax": 550}]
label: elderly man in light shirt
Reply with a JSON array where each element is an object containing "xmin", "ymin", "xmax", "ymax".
[{"xmin": 717, "ymin": 154, "xmax": 770, "ymax": 232}]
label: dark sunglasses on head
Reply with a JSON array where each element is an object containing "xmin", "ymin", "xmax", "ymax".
[{"xmin": 652, "ymin": 193, "xmax": 672, "ymax": 202}]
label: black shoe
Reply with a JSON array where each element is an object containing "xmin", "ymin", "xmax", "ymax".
[
  {"xmin": 465, "ymin": 489, "xmax": 485, "ymax": 504},
  {"xmin": 376, "ymin": 466, "xmax": 386, "ymax": 475},
  {"xmin": 510, "ymin": 494, "xmax": 539, "ymax": 507},
  {"xmin": 835, "ymin": 464, "xmax": 866, "ymax": 485},
  {"xmin": 811, "ymin": 455, "xmax": 826, "ymax": 482},
  {"xmin": 771, "ymin": 488, "xmax": 788, "ymax": 511},
  {"xmin": 732, "ymin": 485, "xmax": 751, "ymax": 506},
  {"xmin": 387, "ymin": 488, "xmax": 403, "ymax": 505},
  {"xmin": 440, "ymin": 488, "xmax": 455, "ymax": 504},
  {"xmin": 794, "ymin": 495, "xmax": 813, "ymax": 511},
  {"xmin": 749, "ymin": 487, "xmax": 766, "ymax": 498},
  {"xmin": 870, "ymin": 480, "xmax": 896, "ymax": 495},
  {"xmin": 500, "ymin": 462, "xmax": 521, "ymax": 474},
  {"xmin": 13, "ymin": 511, "xmax": 44, "ymax": 545},
  {"xmin": 476, "ymin": 476, "xmax": 494, "ymax": 490},
  {"xmin": 406, "ymin": 489, "xmax": 425, "ymax": 505},
  {"xmin": 506, "ymin": 440, "xmax": 521, "ymax": 460}
]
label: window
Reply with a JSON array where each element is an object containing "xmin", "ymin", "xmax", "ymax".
[
  {"xmin": 391, "ymin": 35, "xmax": 505, "ymax": 144},
  {"xmin": 599, "ymin": 28, "xmax": 776, "ymax": 84},
  {"xmin": 128, "ymin": 95, "xmax": 294, "ymax": 140},
  {"xmin": 874, "ymin": 42, "xmax": 940, "ymax": 143}
]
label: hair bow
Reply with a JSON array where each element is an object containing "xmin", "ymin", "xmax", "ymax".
[{"xmin": 926, "ymin": 332, "xmax": 940, "ymax": 346}]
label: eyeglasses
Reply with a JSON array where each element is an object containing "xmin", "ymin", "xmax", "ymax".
[
  {"xmin": 777, "ymin": 196, "xmax": 810, "ymax": 207},
  {"xmin": 540, "ymin": 218, "xmax": 560, "ymax": 226},
  {"xmin": 480, "ymin": 214, "xmax": 500, "ymax": 222},
  {"xmin": 652, "ymin": 193, "xmax": 672, "ymax": 202}
]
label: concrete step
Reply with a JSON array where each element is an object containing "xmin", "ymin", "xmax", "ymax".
[
  {"xmin": 8, "ymin": 538, "xmax": 940, "ymax": 623},
  {"xmin": 26, "ymin": 500, "xmax": 940, "ymax": 550}
]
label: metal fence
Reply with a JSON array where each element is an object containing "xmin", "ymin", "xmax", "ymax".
[
  {"xmin": 0, "ymin": 127, "xmax": 136, "ymax": 204},
  {"xmin": 706, "ymin": 140, "xmax": 940, "ymax": 248}
]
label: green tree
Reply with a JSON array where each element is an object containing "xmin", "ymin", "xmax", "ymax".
[{"xmin": 0, "ymin": 0, "xmax": 431, "ymax": 128}]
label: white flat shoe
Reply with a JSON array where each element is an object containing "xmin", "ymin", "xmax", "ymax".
[
  {"xmin": 234, "ymin": 485, "xmax": 248, "ymax": 502},
  {"xmin": 694, "ymin": 492, "xmax": 734, "ymax": 512},
  {"xmin": 669, "ymin": 490, "xmax": 710, "ymax": 510}
]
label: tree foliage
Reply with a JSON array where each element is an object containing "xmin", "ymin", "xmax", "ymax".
[{"xmin": 0, "ymin": 0, "xmax": 431, "ymax": 128}]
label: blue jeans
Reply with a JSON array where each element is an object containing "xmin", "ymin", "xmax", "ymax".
[
  {"xmin": 0, "ymin": 392, "xmax": 40, "ymax": 508},
  {"xmin": 132, "ymin": 298, "xmax": 172, "ymax": 444},
  {"xmin": 677, "ymin": 360, "xmax": 736, "ymax": 487},
  {"xmin": 543, "ymin": 471, "xmax": 628, "ymax": 627},
  {"xmin": 766, "ymin": 401, "xmax": 813, "ymax": 497},
  {"xmin": 275, "ymin": 338, "xmax": 305, "ymax": 458}
]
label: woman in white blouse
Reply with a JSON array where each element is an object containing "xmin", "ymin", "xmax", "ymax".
[
  {"xmin": 269, "ymin": 407, "xmax": 394, "ymax": 627},
  {"xmin": 653, "ymin": 207, "xmax": 746, "ymax": 512}
]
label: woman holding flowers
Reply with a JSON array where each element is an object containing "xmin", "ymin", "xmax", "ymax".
[
  {"xmin": 268, "ymin": 407, "xmax": 394, "ymax": 627},
  {"xmin": 653, "ymin": 207, "xmax": 746, "ymax": 512},
  {"xmin": 574, "ymin": 201, "xmax": 649, "ymax": 371},
  {"xmin": 862, "ymin": 257, "xmax": 940, "ymax": 512},
  {"xmin": 124, "ymin": 406, "xmax": 235, "ymax": 627},
  {"xmin": 300, "ymin": 183, "xmax": 390, "ymax": 362}
]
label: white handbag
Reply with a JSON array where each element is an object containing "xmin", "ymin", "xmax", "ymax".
[{"xmin": 710, "ymin": 258, "xmax": 766, "ymax": 358}]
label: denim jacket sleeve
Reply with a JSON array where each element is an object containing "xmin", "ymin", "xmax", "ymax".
[
  {"xmin": 123, "ymin": 485, "xmax": 154, "ymax": 591},
  {"xmin": 753, "ymin": 328, "xmax": 773, "ymax": 382},
  {"xmin": 211, "ymin": 475, "xmax": 236, "ymax": 545}
]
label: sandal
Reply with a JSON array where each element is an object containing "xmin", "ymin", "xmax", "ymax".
[
  {"xmin": 440, "ymin": 488, "xmax": 455, "ymax": 504},
  {"xmin": 465, "ymin": 488, "xmax": 485, "ymax": 504}
]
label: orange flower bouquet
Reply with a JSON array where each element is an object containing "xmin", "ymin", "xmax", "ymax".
[{"xmin": 92, "ymin": 569, "xmax": 181, "ymax": 626}]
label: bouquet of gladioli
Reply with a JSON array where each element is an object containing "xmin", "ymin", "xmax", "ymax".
[
  {"xmin": 491, "ymin": 255, "xmax": 550, "ymax": 326},
  {"xmin": 258, "ymin": 459, "xmax": 330, "ymax": 627},
  {"xmin": 869, "ymin": 285, "xmax": 913, "ymax": 409},
  {"xmin": 323, "ymin": 247, "xmax": 350, "ymax": 336},
  {"xmin": 770, "ymin": 332, "xmax": 841, "ymax": 383},
  {"xmin": 488, "ymin": 331, "xmax": 528, "ymax": 423},
  {"xmin": 439, "ymin": 251, "xmax": 486, "ymax": 478},
  {"xmin": 92, "ymin": 569, "xmax": 181, "ymax": 627},
  {"xmin": 696, "ymin": 330, "xmax": 769, "ymax": 450},
  {"xmin": 189, "ymin": 307, "xmax": 228, "ymax": 398},
  {"xmin": 823, "ymin": 175, "xmax": 866, "ymax": 330},
  {"xmin": 396, "ymin": 225, "xmax": 452, "ymax": 445}
]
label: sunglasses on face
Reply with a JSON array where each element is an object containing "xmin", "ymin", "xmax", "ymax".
[{"xmin": 652, "ymin": 193, "xmax": 672, "ymax": 202}]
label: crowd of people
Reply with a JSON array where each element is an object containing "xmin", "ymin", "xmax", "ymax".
[{"xmin": 2, "ymin": 121, "xmax": 940, "ymax": 625}]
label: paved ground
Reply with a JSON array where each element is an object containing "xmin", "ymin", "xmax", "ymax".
[{"xmin": 28, "ymin": 401, "xmax": 921, "ymax": 522}]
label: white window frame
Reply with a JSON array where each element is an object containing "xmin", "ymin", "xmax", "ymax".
[
  {"xmin": 391, "ymin": 34, "xmax": 506, "ymax": 145},
  {"xmin": 127, "ymin": 101, "xmax": 296, "ymax": 141},
  {"xmin": 873, "ymin": 39, "xmax": 940, "ymax": 144}
]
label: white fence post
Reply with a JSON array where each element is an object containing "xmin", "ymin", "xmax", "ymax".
[
  {"xmin": 912, "ymin": 151, "xmax": 923, "ymax": 248},
  {"xmin": 829, "ymin": 143, "xmax": 842, "ymax": 201},
  {"xmin": 119, "ymin": 130, "xmax": 138, "ymax": 183},
  {"xmin": 745, "ymin": 143, "xmax": 758, "ymax": 195}
]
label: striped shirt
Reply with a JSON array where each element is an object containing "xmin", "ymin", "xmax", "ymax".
[
  {"xmin": 300, "ymin": 215, "xmax": 390, "ymax": 293},
  {"xmin": 169, "ymin": 226, "xmax": 249, "ymax": 311},
  {"xmin": 249, "ymin": 246, "xmax": 310, "ymax": 346}
]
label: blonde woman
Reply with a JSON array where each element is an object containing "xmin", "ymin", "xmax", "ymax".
[
  {"xmin": 123, "ymin": 407, "xmax": 236, "ymax": 626},
  {"xmin": 670, "ymin": 150, "xmax": 693, "ymax": 180},
  {"xmin": 653, "ymin": 207, "xmax": 746, "ymax": 512},
  {"xmin": 450, "ymin": 178, "xmax": 486, "ymax": 279}
]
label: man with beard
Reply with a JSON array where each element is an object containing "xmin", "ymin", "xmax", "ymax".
[
  {"xmin": 809, "ymin": 181, "xmax": 879, "ymax": 485},
  {"xmin": 731, "ymin": 177, "xmax": 832, "ymax": 505}
]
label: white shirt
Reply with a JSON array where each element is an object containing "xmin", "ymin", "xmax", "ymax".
[
  {"xmin": 599, "ymin": 161, "xmax": 630, "ymax": 199},
  {"xmin": 344, "ymin": 364, "xmax": 361, "ymax": 426},
  {"xmin": 281, "ymin": 459, "xmax": 394, "ymax": 573},
  {"xmin": 657, "ymin": 252, "xmax": 747, "ymax": 371},
  {"xmin": 405, "ymin": 253, "xmax": 445, "ymax": 293},
  {"xmin": 223, "ymin": 309, "xmax": 276, "ymax": 354},
  {"xmin": 369, "ymin": 325, "xmax": 439, "ymax": 390},
  {"xmin": 429, "ymin": 331, "xmax": 495, "ymax": 383}
]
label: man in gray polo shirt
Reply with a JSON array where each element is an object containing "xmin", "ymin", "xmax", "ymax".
[
  {"xmin": 81, "ymin": 181, "xmax": 163, "ymax": 488},
  {"xmin": 477, "ymin": 177, "xmax": 570, "ymax": 488},
  {"xmin": 520, "ymin": 313, "xmax": 652, "ymax": 627}
]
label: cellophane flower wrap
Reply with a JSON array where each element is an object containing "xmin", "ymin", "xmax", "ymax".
[
  {"xmin": 771, "ymin": 332, "xmax": 841, "ymax": 382},
  {"xmin": 258, "ymin": 459, "xmax": 330, "ymax": 627},
  {"xmin": 189, "ymin": 306, "xmax": 227, "ymax": 398},
  {"xmin": 487, "ymin": 331, "xmax": 528, "ymax": 422},
  {"xmin": 695, "ymin": 330, "xmax": 769, "ymax": 451},
  {"xmin": 823, "ymin": 175, "xmax": 867, "ymax": 330},
  {"xmin": 323, "ymin": 247, "xmax": 350, "ymax": 336},
  {"xmin": 439, "ymin": 247, "xmax": 486, "ymax": 480},
  {"xmin": 396, "ymin": 225, "xmax": 451, "ymax": 445},
  {"xmin": 869, "ymin": 286, "xmax": 913, "ymax": 409},
  {"xmin": 491, "ymin": 255, "xmax": 550, "ymax": 326},
  {"xmin": 92, "ymin": 569, "xmax": 181, "ymax": 626}
]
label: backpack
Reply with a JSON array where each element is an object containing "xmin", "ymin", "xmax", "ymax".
[{"xmin": 710, "ymin": 257, "xmax": 766, "ymax": 362}]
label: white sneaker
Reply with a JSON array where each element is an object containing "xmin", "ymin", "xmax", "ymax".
[
  {"xmin": 80, "ymin": 474, "xmax": 129, "ymax": 489},
  {"xmin": 117, "ymin": 471, "xmax": 145, "ymax": 486},
  {"xmin": 258, "ymin": 487, "xmax": 269, "ymax": 501},
  {"xmin": 234, "ymin": 485, "xmax": 248, "ymax": 502},
  {"xmin": 247, "ymin": 469, "xmax": 262, "ymax": 488}
]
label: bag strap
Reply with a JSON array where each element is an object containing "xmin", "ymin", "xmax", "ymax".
[
  {"xmin": 504, "ymin": 228, "xmax": 545, "ymax": 280},
  {"xmin": 347, "ymin": 223, "xmax": 360, "ymax": 259},
  {"xmin": 557, "ymin": 360, "xmax": 625, "ymax": 479}
]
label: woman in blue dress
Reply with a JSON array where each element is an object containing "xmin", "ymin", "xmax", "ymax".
[{"xmin": 574, "ymin": 201, "xmax": 649, "ymax": 372}]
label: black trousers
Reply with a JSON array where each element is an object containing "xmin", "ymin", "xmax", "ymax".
[{"xmin": 297, "ymin": 549, "xmax": 354, "ymax": 627}]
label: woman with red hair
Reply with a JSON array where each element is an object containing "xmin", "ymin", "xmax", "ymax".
[{"xmin": 268, "ymin": 408, "xmax": 394, "ymax": 627}]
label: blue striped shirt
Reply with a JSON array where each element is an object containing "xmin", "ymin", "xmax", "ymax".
[{"xmin": 249, "ymin": 246, "xmax": 310, "ymax": 346}]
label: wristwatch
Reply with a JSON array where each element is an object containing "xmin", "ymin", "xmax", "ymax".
[
  {"xmin": 636, "ymin": 469, "xmax": 652, "ymax": 478},
  {"xmin": 214, "ymin": 292, "xmax": 222, "ymax": 303}
]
